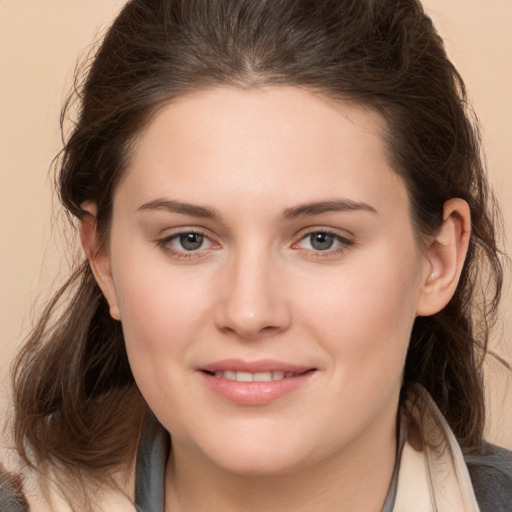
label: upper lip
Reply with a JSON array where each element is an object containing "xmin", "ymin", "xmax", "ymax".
[{"xmin": 199, "ymin": 359, "xmax": 314, "ymax": 374}]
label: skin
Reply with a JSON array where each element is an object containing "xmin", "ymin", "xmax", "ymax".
[{"xmin": 81, "ymin": 86, "xmax": 470, "ymax": 512}]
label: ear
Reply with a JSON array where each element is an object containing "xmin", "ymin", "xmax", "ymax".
[
  {"xmin": 79, "ymin": 202, "xmax": 121, "ymax": 320},
  {"xmin": 415, "ymin": 198, "xmax": 471, "ymax": 317}
]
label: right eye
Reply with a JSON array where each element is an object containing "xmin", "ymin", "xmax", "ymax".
[
  {"xmin": 156, "ymin": 230, "xmax": 219, "ymax": 259},
  {"xmin": 303, "ymin": 232, "xmax": 337, "ymax": 251},
  {"xmin": 175, "ymin": 232, "xmax": 207, "ymax": 251}
]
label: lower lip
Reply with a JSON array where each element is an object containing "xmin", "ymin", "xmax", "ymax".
[{"xmin": 199, "ymin": 371, "xmax": 315, "ymax": 406}]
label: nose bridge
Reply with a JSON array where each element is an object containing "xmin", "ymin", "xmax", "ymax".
[{"xmin": 215, "ymin": 239, "xmax": 290, "ymax": 339}]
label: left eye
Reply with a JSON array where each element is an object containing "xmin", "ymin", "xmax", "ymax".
[
  {"xmin": 176, "ymin": 232, "xmax": 206, "ymax": 251},
  {"xmin": 296, "ymin": 231, "xmax": 349, "ymax": 251}
]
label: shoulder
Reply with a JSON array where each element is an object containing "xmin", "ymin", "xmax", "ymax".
[
  {"xmin": 0, "ymin": 419, "xmax": 28, "ymax": 511},
  {"xmin": 0, "ymin": 466, "xmax": 29, "ymax": 512},
  {"xmin": 465, "ymin": 443, "xmax": 512, "ymax": 512}
]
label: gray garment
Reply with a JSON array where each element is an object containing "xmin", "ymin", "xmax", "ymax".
[
  {"xmin": 133, "ymin": 414, "xmax": 404, "ymax": 512},
  {"xmin": 135, "ymin": 413, "xmax": 170, "ymax": 512},
  {"xmin": 466, "ymin": 445, "xmax": 512, "ymax": 511},
  {"xmin": 134, "ymin": 413, "xmax": 512, "ymax": 512},
  {"xmin": 0, "ymin": 469, "xmax": 29, "ymax": 512}
]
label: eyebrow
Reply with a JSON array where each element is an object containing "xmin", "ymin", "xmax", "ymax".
[
  {"xmin": 137, "ymin": 197, "xmax": 377, "ymax": 220},
  {"xmin": 282, "ymin": 199, "xmax": 377, "ymax": 220},
  {"xmin": 137, "ymin": 199, "xmax": 218, "ymax": 219}
]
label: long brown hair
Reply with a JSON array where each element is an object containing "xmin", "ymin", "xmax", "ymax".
[{"xmin": 12, "ymin": 0, "xmax": 505, "ymax": 487}]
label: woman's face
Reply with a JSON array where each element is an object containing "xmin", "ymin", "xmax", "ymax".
[{"xmin": 100, "ymin": 86, "xmax": 431, "ymax": 474}]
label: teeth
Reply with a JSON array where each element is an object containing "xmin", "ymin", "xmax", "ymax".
[
  {"xmin": 213, "ymin": 370, "xmax": 295, "ymax": 382},
  {"xmin": 253, "ymin": 372, "xmax": 271, "ymax": 382},
  {"xmin": 237, "ymin": 371, "xmax": 253, "ymax": 382}
]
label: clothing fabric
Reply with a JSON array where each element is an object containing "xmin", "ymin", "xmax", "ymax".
[
  {"xmin": 135, "ymin": 411, "xmax": 170, "ymax": 512},
  {"xmin": 466, "ymin": 445, "xmax": 512, "ymax": 510},
  {"xmin": 132, "ymin": 414, "xmax": 407, "ymax": 512},
  {"xmin": 0, "ymin": 467, "xmax": 29, "ymax": 512},
  {"xmin": 2, "ymin": 385, "xmax": 512, "ymax": 510},
  {"xmin": 134, "ymin": 385, "xmax": 512, "ymax": 512}
]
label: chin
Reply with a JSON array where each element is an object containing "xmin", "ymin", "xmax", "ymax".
[
  {"xmin": 209, "ymin": 448, "xmax": 310, "ymax": 476},
  {"xmin": 194, "ymin": 423, "xmax": 326, "ymax": 476}
]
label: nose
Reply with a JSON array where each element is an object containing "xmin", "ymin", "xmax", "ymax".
[{"xmin": 214, "ymin": 247, "xmax": 292, "ymax": 340}]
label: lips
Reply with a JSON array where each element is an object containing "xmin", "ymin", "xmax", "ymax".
[
  {"xmin": 200, "ymin": 358, "xmax": 312, "ymax": 374},
  {"xmin": 198, "ymin": 359, "xmax": 316, "ymax": 405}
]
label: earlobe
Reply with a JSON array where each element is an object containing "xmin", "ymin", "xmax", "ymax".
[
  {"xmin": 79, "ymin": 202, "xmax": 121, "ymax": 321},
  {"xmin": 415, "ymin": 198, "xmax": 471, "ymax": 317}
]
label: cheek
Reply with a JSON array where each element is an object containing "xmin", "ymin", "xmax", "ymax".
[
  {"xmin": 297, "ymin": 244, "xmax": 422, "ymax": 377},
  {"xmin": 109, "ymin": 250, "xmax": 215, "ymax": 399},
  {"xmin": 296, "ymin": 254, "xmax": 421, "ymax": 438},
  {"xmin": 112, "ymin": 268, "xmax": 210, "ymax": 430},
  {"xmin": 112, "ymin": 249, "xmax": 211, "ymax": 339}
]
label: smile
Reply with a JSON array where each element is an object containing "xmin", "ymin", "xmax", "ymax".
[
  {"xmin": 198, "ymin": 361, "xmax": 316, "ymax": 405},
  {"xmin": 212, "ymin": 370, "xmax": 299, "ymax": 382}
]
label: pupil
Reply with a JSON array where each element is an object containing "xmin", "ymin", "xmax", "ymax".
[
  {"xmin": 311, "ymin": 232, "xmax": 334, "ymax": 251},
  {"xmin": 180, "ymin": 233, "xmax": 204, "ymax": 251}
]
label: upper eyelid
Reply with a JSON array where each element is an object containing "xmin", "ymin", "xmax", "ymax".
[
  {"xmin": 156, "ymin": 228, "xmax": 218, "ymax": 249},
  {"xmin": 156, "ymin": 231, "xmax": 220, "ymax": 260},
  {"xmin": 293, "ymin": 226, "xmax": 354, "ymax": 241},
  {"xmin": 166, "ymin": 231, "xmax": 216, "ymax": 245},
  {"xmin": 158, "ymin": 226, "xmax": 216, "ymax": 241},
  {"xmin": 295, "ymin": 232, "xmax": 352, "ymax": 245},
  {"xmin": 156, "ymin": 226, "xmax": 354, "ymax": 247},
  {"xmin": 290, "ymin": 229, "xmax": 354, "ymax": 253},
  {"xmin": 290, "ymin": 233, "xmax": 353, "ymax": 261}
]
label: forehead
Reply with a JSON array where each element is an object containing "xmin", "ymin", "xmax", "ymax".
[{"xmin": 119, "ymin": 85, "xmax": 408, "ymax": 219}]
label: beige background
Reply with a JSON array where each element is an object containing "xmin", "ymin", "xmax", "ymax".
[{"xmin": 1, "ymin": 1, "xmax": 511, "ymax": 448}]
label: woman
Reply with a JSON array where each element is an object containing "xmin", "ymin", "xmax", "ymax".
[{"xmin": 1, "ymin": 0, "xmax": 511, "ymax": 510}]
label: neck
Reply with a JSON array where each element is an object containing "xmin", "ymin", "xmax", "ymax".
[{"xmin": 164, "ymin": 412, "xmax": 398, "ymax": 512}]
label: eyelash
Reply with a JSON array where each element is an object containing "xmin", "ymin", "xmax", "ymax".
[
  {"xmin": 156, "ymin": 230, "xmax": 219, "ymax": 260},
  {"xmin": 156, "ymin": 229, "xmax": 354, "ymax": 260},
  {"xmin": 292, "ymin": 230, "xmax": 354, "ymax": 259}
]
